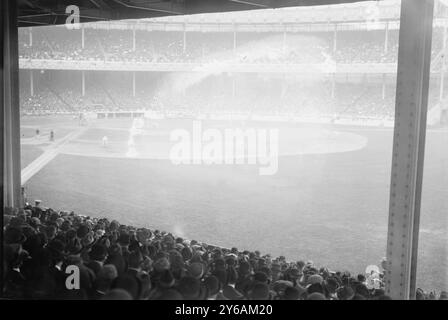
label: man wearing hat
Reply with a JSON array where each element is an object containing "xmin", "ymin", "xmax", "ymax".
[
  {"xmin": 8, "ymin": 216, "xmax": 28, "ymax": 230},
  {"xmin": 176, "ymin": 276, "xmax": 206, "ymax": 300},
  {"xmin": 221, "ymin": 267, "xmax": 245, "ymax": 300},
  {"xmin": 86, "ymin": 244, "xmax": 108, "ymax": 275},
  {"xmin": 5, "ymin": 227, "xmax": 27, "ymax": 245},
  {"xmin": 125, "ymin": 250, "xmax": 145, "ymax": 299},
  {"xmin": 248, "ymin": 282, "xmax": 271, "ymax": 300},
  {"xmin": 29, "ymin": 217, "xmax": 44, "ymax": 231},
  {"xmin": 91, "ymin": 264, "xmax": 118, "ymax": 300},
  {"xmin": 3, "ymin": 244, "xmax": 28, "ymax": 299},
  {"xmin": 272, "ymin": 280, "xmax": 293, "ymax": 298},
  {"xmin": 118, "ymin": 232, "xmax": 131, "ymax": 259},
  {"xmin": 47, "ymin": 239, "xmax": 70, "ymax": 295},
  {"xmin": 203, "ymin": 275, "xmax": 221, "ymax": 300},
  {"xmin": 187, "ymin": 262, "xmax": 205, "ymax": 280}
]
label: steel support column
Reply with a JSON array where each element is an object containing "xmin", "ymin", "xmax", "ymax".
[
  {"xmin": 132, "ymin": 27, "xmax": 136, "ymax": 52},
  {"xmin": 440, "ymin": 59, "xmax": 445, "ymax": 102},
  {"xmin": 81, "ymin": 70, "xmax": 85, "ymax": 96},
  {"xmin": 331, "ymin": 74, "xmax": 335, "ymax": 99},
  {"xmin": 233, "ymin": 24, "xmax": 237, "ymax": 53},
  {"xmin": 282, "ymin": 25, "xmax": 287, "ymax": 54},
  {"xmin": 183, "ymin": 23, "xmax": 186, "ymax": 53},
  {"xmin": 385, "ymin": 0, "xmax": 433, "ymax": 300},
  {"xmin": 0, "ymin": 6, "xmax": 2, "ymax": 295},
  {"xmin": 440, "ymin": 25, "xmax": 447, "ymax": 101},
  {"xmin": 30, "ymin": 69, "xmax": 34, "ymax": 97},
  {"xmin": 132, "ymin": 71, "xmax": 136, "ymax": 97},
  {"xmin": 333, "ymin": 24, "xmax": 338, "ymax": 53},
  {"xmin": 385, "ymin": 21, "xmax": 389, "ymax": 54},
  {"xmin": 2, "ymin": 0, "xmax": 22, "ymax": 209},
  {"xmin": 81, "ymin": 25, "xmax": 85, "ymax": 49}
]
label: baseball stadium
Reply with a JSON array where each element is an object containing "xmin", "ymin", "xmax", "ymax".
[{"xmin": 2, "ymin": 0, "xmax": 447, "ymax": 300}]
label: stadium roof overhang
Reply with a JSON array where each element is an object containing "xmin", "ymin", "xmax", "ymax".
[{"xmin": 17, "ymin": 0, "xmax": 377, "ymax": 27}]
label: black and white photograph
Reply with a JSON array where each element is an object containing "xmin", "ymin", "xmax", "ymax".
[{"xmin": 1, "ymin": 0, "xmax": 447, "ymax": 304}]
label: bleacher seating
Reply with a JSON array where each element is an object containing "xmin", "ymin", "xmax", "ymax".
[{"xmin": 4, "ymin": 204, "xmax": 446, "ymax": 300}]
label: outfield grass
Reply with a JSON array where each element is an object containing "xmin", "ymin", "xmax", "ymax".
[
  {"xmin": 21, "ymin": 145, "xmax": 43, "ymax": 169},
  {"xmin": 21, "ymin": 120, "xmax": 448, "ymax": 291}
]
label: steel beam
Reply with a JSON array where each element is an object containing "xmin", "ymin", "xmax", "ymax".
[
  {"xmin": 183, "ymin": 23, "xmax": 187, "ymax": 53},
  {"xmin": 385, "ymin": 0, "xmax": 434, "ymax": 300},
  {"xmin": 132, "ymin": 27, "xmax": 136, "ymax": 52},
  {"xmin": 440, "ymin": 24, "xmax": 447, "ymax": 101},
  {"xmin": 333, "ymin": 24, "xmax": 337, "ymax": 53},
  {"xmin": 2, "ymin": 0, "xmax": 22, "ymax": 209},
  {"xmin": 81, "ymin": 25, "xmax": 85, "ymax": 49},
  {"xmin": 0, "ymin": 0, "xmax": 5, "ymax": 297},
  {"xmin": 82, "ymin": 70, "xmax": 85, "ymax": 96},
  {"xmin": 132, "ymin": 71, "xmax": 136, "ymax": 97},
  {"xmin": 30, "ymin": 69, "xmax": 34, "ymax": 96},
  {"xmin": 384, "ymin": 21, "xmax": 389, "ymax": 54}
]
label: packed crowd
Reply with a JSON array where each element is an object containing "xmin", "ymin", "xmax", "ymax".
[
  {"xmin": 20, "ymin": 72, "xmax": 400, "ymax": 120},
  {"xmin": 20, "ymin": 89, "xmax": 120, "ymax": 115},
  {"xmin": 19, "ymin": 26, "xmax": 438, "ymax": 65},
  {"xmin": 21, "ymin": 90, "xmax": 68, "ymax": 115},
  {"xmin": 17, "ymin": 25, "xmax": 444, "ymax": 120},
  {"xmin": 4, "ymin": 203, "xmax": 446, "ymax": 300},
  {"xmin": 19, "ymin": 88, "xmax": 396, "ymax": 120}
]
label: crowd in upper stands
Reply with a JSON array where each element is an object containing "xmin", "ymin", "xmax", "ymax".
[
  {"xmin": 4, "ymin": 203, "xmax": 446, "ymax": 300},
  {"xmin": 20, "ymin": 26, "xmax": 440, "ymax": 64},
  {"xmin": 16, "ymin": 24, "xmax": 446, "ymax": 120},
  {"xmin": 17, "ymin": 26, "xmax": 445, "ymax": 65}
]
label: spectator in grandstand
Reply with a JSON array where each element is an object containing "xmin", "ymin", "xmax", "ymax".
[
  {"xmin": 18, "ymin": 27, "xmax": 409, "ymax": 65},
  {"xmin": 3, "ymin": 202, "xmax": 444, "ymax": 300}
]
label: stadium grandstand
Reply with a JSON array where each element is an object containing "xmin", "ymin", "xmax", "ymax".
[
  {"xmin": 2, "ymin": 0, "xmax": 448, "ymax": 301},
  {"xmin": 16, "ymin": 1, "xmax": 448, "ymax": 126}
]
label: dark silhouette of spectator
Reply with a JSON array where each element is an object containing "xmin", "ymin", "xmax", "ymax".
[{"xmin": 4, "ymin": 202, "xmax": 443, "ymax": 300}]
